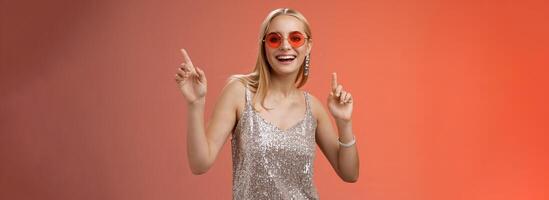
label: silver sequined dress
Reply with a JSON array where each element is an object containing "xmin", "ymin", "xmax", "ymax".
[{"xmin": 231, "ymin": 85, "xmax": 319, "ymax": 200}]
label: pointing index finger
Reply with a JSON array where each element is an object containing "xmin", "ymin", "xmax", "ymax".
[
  {"xmin": 331, "ymin": 72, "xmax": 338, "ymax": 91},
  {"xmin": 180, "ymin": 48, "xmax": 196, "ymax": 73},
  {"xmin": 180, "ymin": 48, "xmax": 193, "ymax": 65}
]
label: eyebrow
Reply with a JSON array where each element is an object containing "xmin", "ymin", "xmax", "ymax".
[{"xmin": 266, "ymin": 31, "xmax": 304, "ymax": 35}]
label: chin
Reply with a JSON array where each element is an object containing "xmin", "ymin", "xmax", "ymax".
[{"xmin": 270, "ymin": 64, "xmax": 300, "ymax": 75}]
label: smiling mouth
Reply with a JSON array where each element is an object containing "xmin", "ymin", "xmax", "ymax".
[{"xmin": 276, "ymin": 55, "xmax": 296, "ymax": 63}]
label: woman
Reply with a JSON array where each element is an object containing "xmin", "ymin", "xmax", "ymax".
[{"xmin": 175, "ymin": 8, "xmax": 359, "ymax": 200}]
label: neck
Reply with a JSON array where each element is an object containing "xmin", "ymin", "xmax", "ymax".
[{"xmin": 269, "ymin": 72, "xmax": 299, "ymax": 98}]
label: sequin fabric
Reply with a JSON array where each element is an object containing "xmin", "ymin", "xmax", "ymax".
[{"xmin": 231, "ymin": 85, "xmax": 319, "ymax": 200}]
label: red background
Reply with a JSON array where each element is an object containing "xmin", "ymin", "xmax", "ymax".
[{"xmin": 1, "ymin": 0, "xmax": 548, "ymax": 199}]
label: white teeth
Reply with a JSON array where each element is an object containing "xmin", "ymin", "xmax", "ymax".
[{"xmin": 276, "ymin": 55, "xmax": 296, "ymax": 59}]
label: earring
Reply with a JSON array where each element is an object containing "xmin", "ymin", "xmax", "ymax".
[{"xmin": 304, "ymin": 54, "xmax": 310, "ymax": 76}]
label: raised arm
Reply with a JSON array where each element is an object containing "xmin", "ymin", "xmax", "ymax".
[
  {"xmin": 175, "ymin": 49, "xmax": 243, "ymax": 175},
  {"xmin": 311, "ymin": 72, "xmax": 359, "ymax": 182}
]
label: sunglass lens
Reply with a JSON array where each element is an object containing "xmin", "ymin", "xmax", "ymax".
[
  {"xmin": 266, "ymin": 33, "xmax": 281, "ymax": 48},
  {"xmin": 289, "ymin": 32, "xmax": 305, "ymax": 48}
]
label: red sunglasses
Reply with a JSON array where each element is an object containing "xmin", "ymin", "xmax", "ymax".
[{"xmin": 263, "ymin": 31, "xmax": 309, "ymax": 48}]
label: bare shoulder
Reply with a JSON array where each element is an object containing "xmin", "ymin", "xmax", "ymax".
[
  {"xmin": 220, "ymin": 75, "xmax": 249, "ymax": 117},
  {"xmin": 220, "ymin": 76, "xmax": 247, "ymax": 104},
  {"xmin": 222, "ymin": 77, "xmax": 246, "ymax": 94}
]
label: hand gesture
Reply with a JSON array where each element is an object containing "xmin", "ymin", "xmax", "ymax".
[
  {"xmin": 175, "ymin": 49, "xmax": 207, "ymax": 104},
  {"xmin": 327, "ymin": 73, "xmax": 353, "ymax": 121}
]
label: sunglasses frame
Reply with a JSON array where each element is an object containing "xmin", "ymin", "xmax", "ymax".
[{"xmin": 262, "ymin": 31, "xmax": 311, "ymax": 49}]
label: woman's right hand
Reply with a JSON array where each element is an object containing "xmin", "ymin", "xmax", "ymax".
[{"xmin": 175, "ymin": 49, "xmax": 207, "ymax": 105}]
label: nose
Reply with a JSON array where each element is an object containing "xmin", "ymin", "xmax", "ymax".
[{"xmin": 280, "ymin": 37, "xmax": 291, "ymax": 50}]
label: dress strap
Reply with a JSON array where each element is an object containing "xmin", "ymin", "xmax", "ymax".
[
  {"xmin": 244, "ymin": 84, "xmax": 252, "ymax": 109},
  {"xmin": 304, "ymin": 91, "xmax": 312, "ymax": 115}
]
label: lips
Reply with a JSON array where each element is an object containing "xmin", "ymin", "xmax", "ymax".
[{"xmin": 275, "ymin": 54, "xmax": 296, "ymax": 64}]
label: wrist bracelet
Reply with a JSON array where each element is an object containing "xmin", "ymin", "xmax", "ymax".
[{"xmin": 338, "ymin": 135, "xmax": 356, "ymax": 147}]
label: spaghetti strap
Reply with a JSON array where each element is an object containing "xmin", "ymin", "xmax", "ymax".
[
  {"xmin": 244, "ymin": 84, "xmax": 252, "ymax": 109},
  {"xmin": 304, "ymin": 91, "xmax": 312, "ymax": 115}
]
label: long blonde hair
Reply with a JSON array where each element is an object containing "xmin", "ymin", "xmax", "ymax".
[{"xmin": 230, "ymin": 8, "xmax": 313, "ymax": 112}]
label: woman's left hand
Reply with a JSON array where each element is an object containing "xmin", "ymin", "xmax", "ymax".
[{"xmin": 327, "ymin": 72, "xmax": 353, "ymax": 122}]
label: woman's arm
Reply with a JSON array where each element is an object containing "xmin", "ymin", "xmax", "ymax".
[
  {"xmin": 185, "ymin": 80, "xmax": 243, "ymax": 175},
  {"xmin": 335, "ymin": 118, "xmax": 359, "ymax": 182},
  {"xmin": 311, "ymin": 73, "xmax": 359, "ymax": 182},
  {"xmin": 176, "ymin": 49, "xmax": 243, "ymax": 175},
  {"xmin": 312, "ymin": 96, "xmax": 359, "ymax": 182}
]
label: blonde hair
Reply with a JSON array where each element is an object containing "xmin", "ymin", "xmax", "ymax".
[{"xmin": 230, "ymin": 8, "xmax": 313, "ymax": 112}]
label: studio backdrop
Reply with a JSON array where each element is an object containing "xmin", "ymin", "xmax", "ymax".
[{"xmin": 1, "ymin": 0, "xmax": 548, "ymax": 199}]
